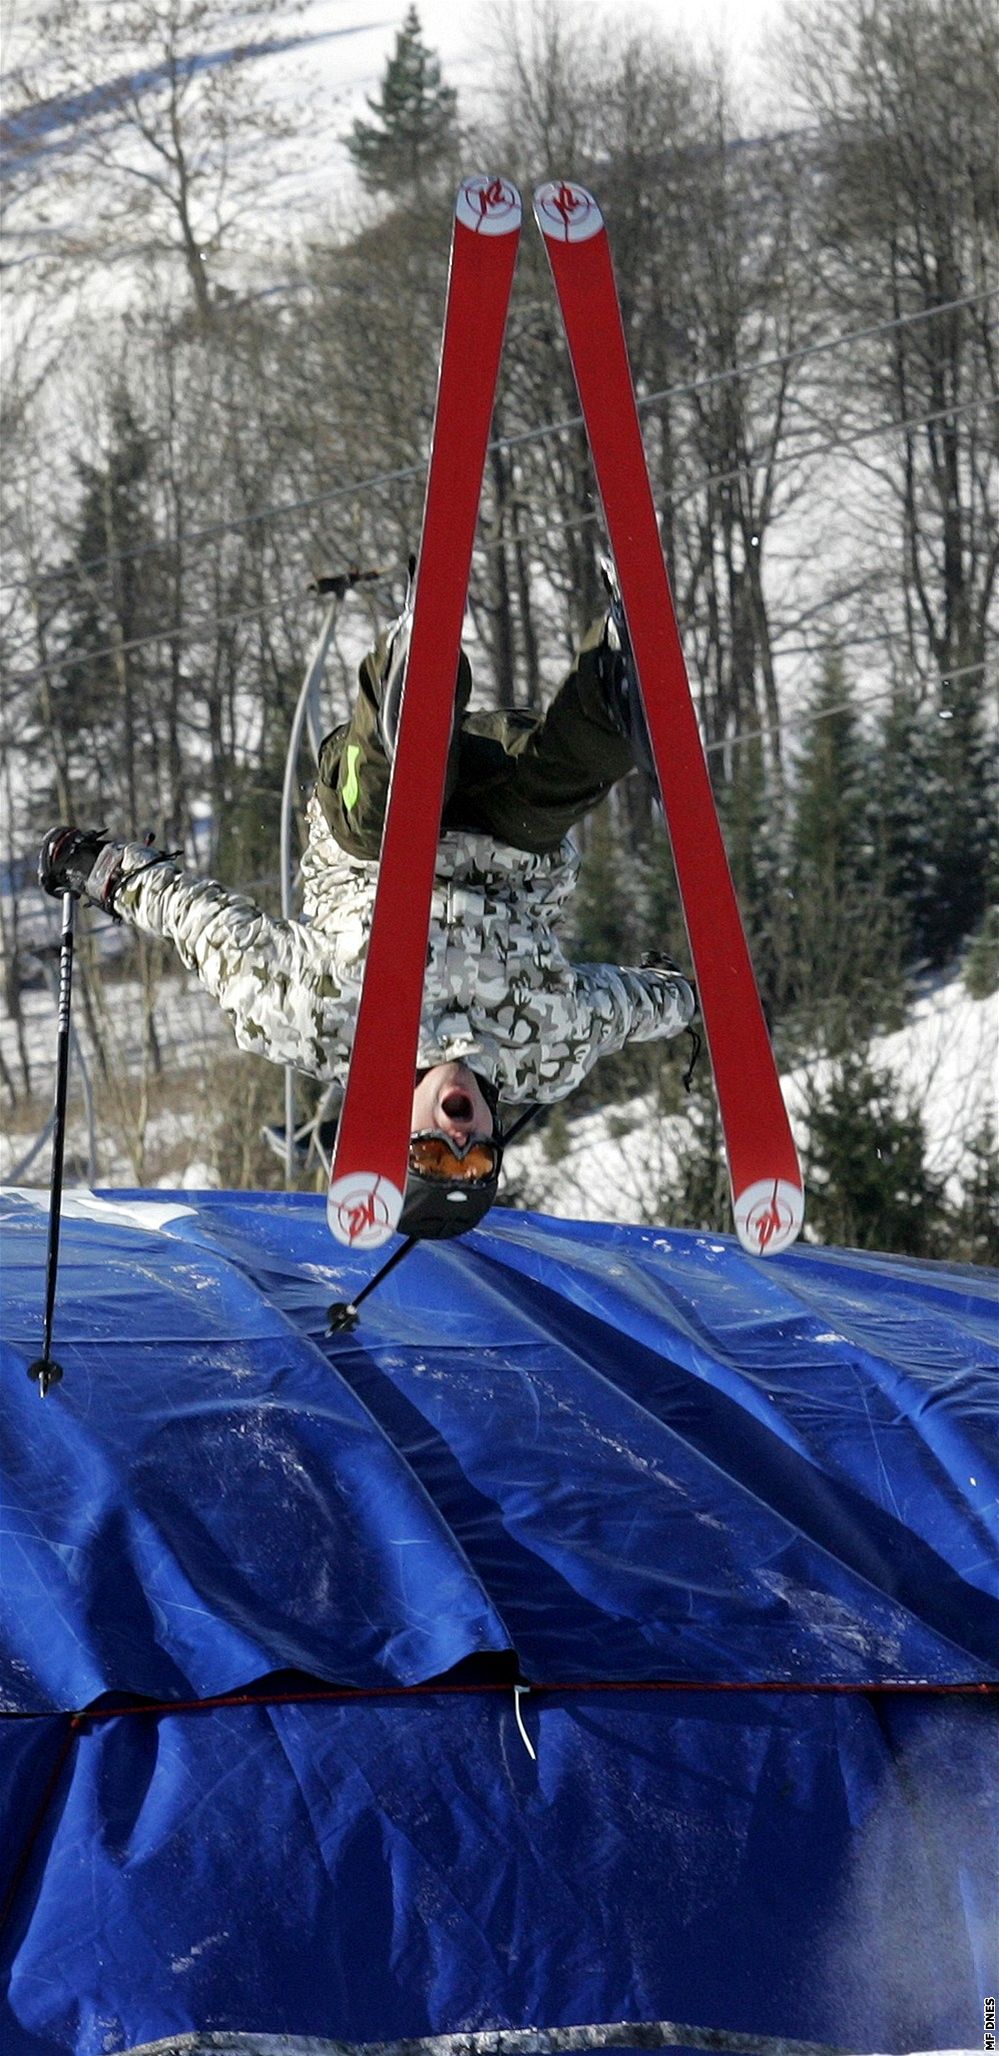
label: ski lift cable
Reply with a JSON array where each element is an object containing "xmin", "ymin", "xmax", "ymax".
[
  {"xmin": 1, "ymin": 285, "xmax": 993, "ymax": 596},
  {"xmin": 5, "ymin": 394, "xmax": 995, "ymax": 694}
]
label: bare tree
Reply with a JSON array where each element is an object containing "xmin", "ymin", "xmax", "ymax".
[
  {"xmin": 3, "ymin": 0, "xmax": 310, "ymax": 317},
  {"xmin": 665, "ymin": 110, "xmax": 821, "ymax": 790},
  {"xmin": 787, "ymin": 0, "xmax": 999, "ymax": 683}
]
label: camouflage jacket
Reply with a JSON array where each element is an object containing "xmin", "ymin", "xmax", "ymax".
[{"xmin": 115, "ymin": 797, "xmax": 695, "ymax": 1105}]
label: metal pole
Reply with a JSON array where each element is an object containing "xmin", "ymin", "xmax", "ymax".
[
  {"xmin": 280, "ymin": 596, "xmax": 340, "ymax": 1188},
  {"xmin": 278, "ymin": 568, "xmax": 386, "ymax": 1188},
  {"xmin": 280, "ymin": 596, "xmax": 341, "ymax": 917},
  {"xmin": 27, "ymin": 891, "xmax": 76, "ymax": 1396},
  {"xmin": 6, "ymin": 1109, "xmax": 56, "ymax": 1184}
]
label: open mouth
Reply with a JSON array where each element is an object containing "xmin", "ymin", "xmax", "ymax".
[{"xmin": 441, "ymin": 1089, "xmax": 474, "ymax": 1122}]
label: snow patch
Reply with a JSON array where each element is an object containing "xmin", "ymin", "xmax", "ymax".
[
  {"xmin": 784, "ymin": 975, "xmax": 998, "ymax": 1198},
  {"xmin": 4, "ymin": 1187, "xmax": 195, "ymax": 1231}
]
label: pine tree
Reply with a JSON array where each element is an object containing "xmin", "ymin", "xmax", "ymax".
[
  {"xmin": 719, "ymin": 733, "xmax": 790, "ymax": 1021},
  {"xmin": 48, "ymin": 393, "xmax": 169, "ymax": 824},
  {"xmin": 864, "ymin": 663, "xmax": 995, "ymax": 976},
  {"xmin": 946, "ymin": 1121, "xmax": 999, "ymax": 1267},
  {"xmin": 791, "ymin": 651, "xmax": 871, "ymax": 888},
  {"xmin": 962, "ymin": 891, "xmax": 999, "ymax": 1002},
  {"xmin": 873, "ymin": 682, "xmax": 936, "ymax": 969},
  {"xmin": 920, "ymin": 665, "xmax": 997, "ymax": 966},
  {"xmin": 787, "ymin": 650, "xmax": 903, "ymax": 1043},
  {"xmin": 667, "ymin": 1078, "xmax": 730, "ymax": 1235},
  {"xmin": 347, "ymin": 7, "xmax": 460, "ymax": 202},
  {"xmin": 803, "ymin": 1048, "xmax": 946, "ymax": 1255},
  {"xmin": 571, "ymin": 802, "xmax": 636, "ymax": 964}
]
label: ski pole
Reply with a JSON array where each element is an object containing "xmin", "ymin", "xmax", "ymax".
[
  {"xmin": 327, "ymin": 1236, "xmax": 418, "ymax": 1333},
  {"xmin": 27, "ymin": 889, "xmax": 77, "ymax": 1397}
]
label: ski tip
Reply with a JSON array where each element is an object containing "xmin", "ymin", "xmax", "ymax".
[
  {"xmin": 327, "ymin": 1172, "xmax": 404, "ymax": 1251},
  {"xmin": 533, "ymin": 180, "xmax": 604, "ymax": 244},
  {"xmin": 455, "ymin": 174, "xmax": 522, "ymax": 236},
  {"xmin": 733, "ymin": 1178, "xmax": 805, "ymax": 1258}
]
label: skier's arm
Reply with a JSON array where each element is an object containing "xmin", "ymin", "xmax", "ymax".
[
  {"xmin": 502, "ymin": 959, "xmax": 695, "ymax": 1105},
  {"xmin": 114, "ymin": 852, "xmax": 356, "ymax": 1079},
  {"xmin": 571, "ymin": 961, "xmax": 695, "ymax": 1054}
]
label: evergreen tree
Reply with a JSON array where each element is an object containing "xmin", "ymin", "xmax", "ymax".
[
  {"xmin": 873, "ymin": 682, "xmax": 937, "ymax": 968},
  {"xmin": 791, "ymin": 650, "xmax": 872, "ymax": 887},
  {"xmin": 347, "ymin": 7, "xmax": 460, "ymax": 202},
  {"xmin": 719, "ymin": 734, "xmax": 790, "ymax": 1022},
  {"xmin": 787, "ymin": 651, "xmax": 903, "ymax": 1042},
  {"xmin": 667, "ymin": 1077, "xmax": 730, "ymax": 1235},
  {"xmin": 48, "ymin": 393, "xmax": 170, "ymax": 823},
  {"xmin": 962, "ymin": 890, "xmax": 999, "ymax": 1001},
  {"xmin": 920, "ymin": 665, "xmax": 997, "ymax": 966},
  {"xmin": 867, "ymin": 665, "xmax": 995, "ymax": 974},
  {"xmin": 945, "ymin": 1121, "xmax": 999, "ymax": 1267},
  {"xmin": 570, "ymin": 802, "xmax": 636, "ymax": 963},
  {"xmin": 804, "ymin": 1048, "xmax": 946, "ymax": 1255}
]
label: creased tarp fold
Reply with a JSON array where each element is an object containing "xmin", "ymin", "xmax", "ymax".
[{"xmin": 1, "ymin": 1191, "xmax": 996, "ymax": 1709}]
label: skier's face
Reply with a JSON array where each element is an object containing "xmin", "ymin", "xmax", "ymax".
[{"xmin": 411, "ymin": 1061, "xmax": 495, "ymax": 1148}]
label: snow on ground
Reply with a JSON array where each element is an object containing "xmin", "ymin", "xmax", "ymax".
[
  {"xmin": 513, "ymin": 1085, "xmax": 690, "ymax": 1226},
  {"xmin": 784, "ymin": 977, "xmax": 999, "ymax": 1203}
]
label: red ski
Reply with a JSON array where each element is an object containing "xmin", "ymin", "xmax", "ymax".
[
  {"xmin": 328, "ymin": 175, "xmax": 521, "ymax": 1250},
  {"xmin": 534, "ymin": 179, "xmax": 804, "ymax": 1256}
]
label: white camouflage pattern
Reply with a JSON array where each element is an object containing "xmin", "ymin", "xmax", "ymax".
[{"xmin": 114, "ymin": 797, "xmax": 694, "ymax": 1105}]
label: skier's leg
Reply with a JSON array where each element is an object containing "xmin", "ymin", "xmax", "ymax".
[
  {"xmin": 313, "ymin": 645, "xmax": 391, "ymax": 861},
  {"xmin": 445, "ymin": 617, "xmax": 635, "ymax": 853},
  {"xmin": 315, "ymin": 630, "xmax": 472, "ymax": 860}
]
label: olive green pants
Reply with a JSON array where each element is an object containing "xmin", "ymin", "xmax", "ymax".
[{"xmin": 316, "ymin": 617, "xmax": 634, "ymax": 859}]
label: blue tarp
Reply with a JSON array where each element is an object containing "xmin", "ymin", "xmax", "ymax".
[{"xmin": 1, "ymin": 1189, "xmax": 996, "ymax": 2054}]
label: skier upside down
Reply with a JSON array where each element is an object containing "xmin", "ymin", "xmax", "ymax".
[{"xmin": 40, "ymin": 602, "xmax": 695, "ymax": 1236}]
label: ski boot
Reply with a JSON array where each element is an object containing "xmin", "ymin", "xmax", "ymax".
[{"xmin": 598, "ymin": 556, "xmax": 658, "ymax": 787}]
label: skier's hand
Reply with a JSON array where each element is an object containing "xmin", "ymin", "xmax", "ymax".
[
  {"xmin": 641, "ymin": 949, "xmax": 684, "ymax": 975},
  {"xmin": 39, "ymin": 826, "xmax": 178, "ymax": 917},
  {"xmin": 641, "ymin": 950, "xmax": 697, "ymax": 1014},
  {"xmin": 38, "ymin": 826, "xmax": 110, "ymax": 901}
]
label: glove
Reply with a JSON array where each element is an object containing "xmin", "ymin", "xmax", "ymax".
[
  {"xmin": 38, "ymin": 826, "xmax": 110, "ymax": 900},
  {"xmin": 641, "ymin": 949, "xmax": 684, "ymax": 976},
  {"xmin": 641, "ymin": 951, "xmax": 701, "ymax": 1088},
  {"xmin": 38, "ymin": 826, "xmax": 176, "ymax": 918},
  {"xmin": 641, "ymin": 950, "xmax": 698, "ymax": 1016}
]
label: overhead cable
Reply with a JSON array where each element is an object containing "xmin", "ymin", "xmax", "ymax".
[
  {"xmin": 1, "ymin": 286, "xmax": 994, "ymax": 597},
  {"xmin": 5, "ymin": 392, "xmax": 995, "ymax": 692}
]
